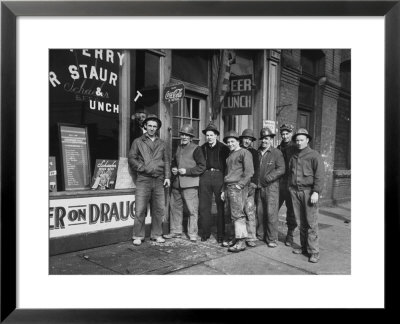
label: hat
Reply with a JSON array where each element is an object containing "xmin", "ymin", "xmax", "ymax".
[
  {"xmin": 279, "ymin": 123, "xmax": 294, "ymax": 133},
  {"xmin": 239, "ymin": 129, "xmax": 256, "ymax": 141},
  {"xmin": 143, "ymin": 114, "xmax": 162, "ymax": 129},
  {"xmin": 259, "ymin": 127, "xmax": 276, "ymax": 139},
  {"xmin": 179, "ymin": 124, "xmax": 195, "ymax": 137},
  {"xmin": 223, "ymin": 130, "xmax": 240, "ymax": 144},
  {"xmin": 202, "ymin": 122, "xmax": 220, "ymax": 136},
  {"xmin": 293, "ymin": 128, "xmax": 312, "ymax": 141}
]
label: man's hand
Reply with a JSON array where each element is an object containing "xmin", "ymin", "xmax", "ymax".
[
  {"xmin": 171, "ymin": 167, "xmax": 178, "ymax": 176},
  {"xmin": 178, "ymin": 168, "xmax": 186, "ymax": 175},
  {"xmin": 310, "ymin": 192, "xmax": 319, "ymax": 204},
  {"xmin": 164, "ymin": 179, "xmax": 170, "ymax": 187},
  {"xmin": 221, "ymin": 191, "xmax": 225, "ymax": 202}
]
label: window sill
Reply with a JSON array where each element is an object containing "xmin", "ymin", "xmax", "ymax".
[{"xmin": 49, "ymin": 188, "xmax": 135, "ymax": 200}]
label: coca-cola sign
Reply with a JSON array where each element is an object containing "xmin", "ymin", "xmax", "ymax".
[{"xmin": 163, "ymin": 83, "xmax": 185, "ymax": 103}]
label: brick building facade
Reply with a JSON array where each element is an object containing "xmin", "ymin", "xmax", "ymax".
[{"xmin": 277, "ymin": 49, "xmax": 351, "ymax": 205}]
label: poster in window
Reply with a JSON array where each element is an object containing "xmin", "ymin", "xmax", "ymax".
[
  {"xmin": 59, "ymin": 124, "xmax": 91, "ymax": 191},
  {"xmin": 91, "ymin": 159, "xmax": 119, "ymax": 190}
]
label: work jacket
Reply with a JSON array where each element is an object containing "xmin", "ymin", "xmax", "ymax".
[
  {"xmin": 258, "ymin": 146, "xmax": 285, "ymax": 189},
  {"xmin": 128, "ymin": 134, "xmax": 170, "ymax": 180},
  {"xmin": 277, "ymin": 140, "xmax": 297, "ymax": 188},
  {"xmin": 288, "ymin": 146, "xmax": 324, "ymax": 194}
]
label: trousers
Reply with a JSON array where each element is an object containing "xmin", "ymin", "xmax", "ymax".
[
  {"xmin": 169, "ymin": 187, "xmax": 199, "ymax": 240},
  {"xmin": 279, "ymin": 187, "xmax": 297, "ymax": 232},
  {"xmin": 257, "ymin": 185, "xmax": 280, "ymax": 243},
  {"xmin": 244, "ymin": 186, "xmax": 257, "ymax": 241},
  {"xmin": 289, "ymin": 188, "xmax": 319, "ymax": 254},
  {"xmin": 199, "ymin": 170, "xmax": 225, "ymax": 239},
  {"xmin": 226, "ymin": 184, "xmax": 248, "ymax": 239},
  {"xmin": 132, "ymin": 175, "xmax": 165, "ymax": 240}
]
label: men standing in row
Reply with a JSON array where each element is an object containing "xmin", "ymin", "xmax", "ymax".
[
  {"xmin": 277, "ymin": 124, "xmax": 298, "ymax": 247},
  {"xmin": 239, "ymin": 129, "xmax": 260, "ymax": 247},
  {"xmin": 289, "ymin": 129, "xmax": 324, "ymax": 263},
  {"xmin": 257, "ymin": 128, "xmax": 285, "ymax": 248},
  {"xmin": 128, "ymin": 114, "xmax": 170, "ymax": 246},
  {"xmin": 164, "ymin": 124, "xmax": 206, "ymax": 242},
  {"xmin": 199, "ymin": 123, "xmax": 230, "ymax": 243},
  {"xmin": 221, "ymin": 131, "xmax": 254, "ymax": 252}
]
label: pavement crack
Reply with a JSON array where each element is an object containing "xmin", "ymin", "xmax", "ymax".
[{"xmin": 81, "ymin": 256, "xmax": 122, "ymax": 275}]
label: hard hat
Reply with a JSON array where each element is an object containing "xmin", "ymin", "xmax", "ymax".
[{"xmin": 179, "ymin": 123, "xmax": 195, "ymax": 137}]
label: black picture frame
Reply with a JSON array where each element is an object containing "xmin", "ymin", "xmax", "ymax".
[{"xmin": 1, "ymin": 0, "xmax": 398, "ymax": 321}]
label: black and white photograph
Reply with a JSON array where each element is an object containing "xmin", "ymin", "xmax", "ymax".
[
  {"xmin": 49, "ymin": 48, "xmax": 351, "ymax": 275},
  {"xmin": 2, "ymin": 2, "xmax": 392, "ymax": 317}
]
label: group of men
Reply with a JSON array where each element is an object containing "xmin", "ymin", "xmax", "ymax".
[{"xmin": 128, "ymin": 114, "xmax": 324, "ymax": 264}]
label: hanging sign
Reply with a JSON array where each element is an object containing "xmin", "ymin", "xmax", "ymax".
[
  {"xmin": 222, "ymin": 74, "xmax": 253, "ymax": 115},
  {"xmin": 163, "ymin": 83, "xmax": 185, "ymax": 104}
]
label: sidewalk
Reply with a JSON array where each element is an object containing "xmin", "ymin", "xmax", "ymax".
[{"xmin": 49, "ymin": 202, "xmax": 351, "ymax": 275}]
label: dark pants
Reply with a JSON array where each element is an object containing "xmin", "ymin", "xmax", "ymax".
[
  {"xmin": 258, "ymin": 184, "xmax": 280, "ymax": 243},
  {"xmin": 279, "ymin": 187, "xmax": 297, "ymax": 232},
  {"xmin": 132, "ymin": 175, "xmax": 165, "ymax": 240},
  {"xmin": 199, "ymin": 170, "xmax": 225, "ymax": 239},
  {"xmin": 289, "ymin": 188, "xmax": 319, "ymax": 254}
]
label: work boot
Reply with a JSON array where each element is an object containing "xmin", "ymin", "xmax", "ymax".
[
  {"xmin": 246, "ymin": 240, "xmax": 256, "ymax": 247},
  {"xmin": 228, "ymin": 239, "xmax": 246, "ymax": 253},
  {"xmin": 285, "ymin": 230, "xmax": 294, "ymax": 246},
  {"xmin": 163, "ymin": 233, "xmax": 182, "ymax": 239},
  {"xmin": 309, "ymin": 253, "xmax": 320, "ymax": 263},
  {"xmin": 222, "ymin": 239, "xmax": 236, "ymax": 247},
  {"xmin": 293, "ymin": 248, "xmax": 308, "ymax": 256}
]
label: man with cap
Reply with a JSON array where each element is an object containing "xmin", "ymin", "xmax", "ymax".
[
  {"xmin": 221, "ymin": 130, "xmax": 254, "ymax": 252},
  {"xmin": 288, "ymin": 128, "xmax": 324, "ymax": 263},
  {"xmin": 277, "ymin": 123, "xmax": 298, "ymax": 247},
  {"xmin": 257, "ymin": 127, "xmax": 285, "ymax": 247},
  {"xmin": 164, "ymin": 124, "xmax": 206, "ymax": 242},
  {"xmin": 128, "ymin": 114, "xmax": 171, "ymax": 246},
  {"xmin": 199, "ymin": 122, "xmax": 230, "ymax": 242},
  {"xmin": 239, "ymin": 129, "xmax": 260, "ymax": 247}
]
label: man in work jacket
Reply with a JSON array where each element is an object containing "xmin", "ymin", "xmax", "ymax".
[
  {"xmin": 164, "ymin": 124, "xmax": 206, "ymax": 242},
  {"xmin": 289, "ymin": 128, "xmax": 324, "ymax": 263},
  {"xmin": 221, "ymin": 130, "xmax": 254, "ymax": 253},
  {"xmin": 257, "ymin": 127, "xmax": 285, "ymax": 247},
  {"xmin": 277, "ymin": 123, "xmax": 298, "ymax": 247},
  {"xmin": 128, "ymin": 114, "xmax": 171, "ymax": 246},
  {"xmin": 199, "ymin": 122, "xmax": 230, "ymax": 243}
]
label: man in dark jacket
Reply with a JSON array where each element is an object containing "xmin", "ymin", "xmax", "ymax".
[
  {"xmin": 289, "ymin": 128, "xmax": 324, "ymax": 263},
  {"xmin": 277, "ymin": 124, "xmax": 298, "ymax": 247},
  {"xmin": 164, "ymin": 124, "xmax": 206, "ymax": 242},
  {"xmin": 257, "ymin": 128, "xmax": 285, "ymax": 247},
  {"xmin": 128, "ymin": 115, "xmax": 171, "ymax": 246},
  {"xmin": 199, "ymin": 122, "xmax": 230, "ymax": 242},
  {"xmin": 239, "ymin": 129, "xmax": 260, "ymax": 247}
]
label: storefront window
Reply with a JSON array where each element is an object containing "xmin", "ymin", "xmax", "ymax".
[
  {"xmin": 172, "ymin": 95, "xmax": 201, "ymax": 153},
  {"xmin": 49, "ymin": 49, "xmax": 161, "ymax": 193},
  {"xmin": 49, "ymin": 49, "xmax": 122, "ymax": 191}
]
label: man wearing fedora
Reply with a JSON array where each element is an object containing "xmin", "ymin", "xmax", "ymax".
[
  {"xmin": 128, "ymin": 114, "xmax": 171, "ymax": 246},
  {"xmin": 277, "ymin": 124, "xmax": 298, "ymax": 247},
  {"xmin": 221, "ymin": 130, "xmax": 254, "ymax": 252},
  {"xmin": 164, "ymin": 124, "xmax": 206, "ymax": 242},
  {"xmin": 257, "ymin": 127, "xmax": 285, "ymax": 247},
  {"xmin": 199, "ymin": 122, "xmax": 230, "ymax": 242},
  {"xmin": 289, "ymin": 128, "xmax": 324, "ymax": 263},
  {"xmin": 239, "ymin": 129, "xmax": 260, "ymax": 247}
]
